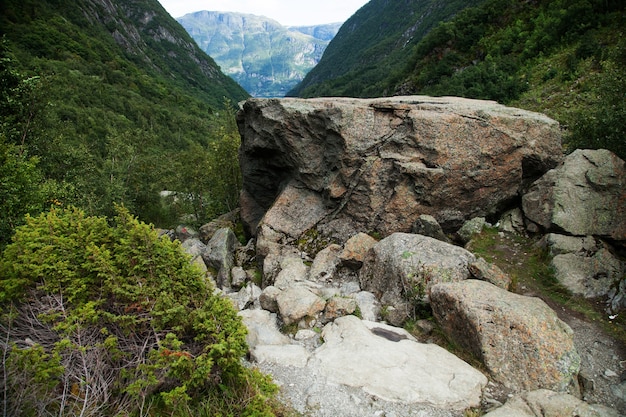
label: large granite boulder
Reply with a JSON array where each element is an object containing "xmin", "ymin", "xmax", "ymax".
[
  {"xmin": 522, "ymin": 149, "xmax": 626, "ymax": 241},
  {"xmin": 359, "ymin": 232, "xmax": 475, "ymax": 325},
  {"xmin": 430, "ymin": 280, "xmax": 580, "ymax": 393},
  {"xmin": 238, "ymin": 96, "xmax": 562, "ymax": 242}
]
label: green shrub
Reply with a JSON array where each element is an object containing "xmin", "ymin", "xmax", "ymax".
[{"xmin": 0, "ymin": 206, "xmax": 275, "ymax": 416}]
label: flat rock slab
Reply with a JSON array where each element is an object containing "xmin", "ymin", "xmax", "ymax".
[{"xmin": 309, "ymin": 315, "xmax": 487, "ymax": 410}]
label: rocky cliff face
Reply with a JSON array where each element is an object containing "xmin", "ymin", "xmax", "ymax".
[
  {"xmin": 178, "ymin": 11, "xmax": 341, "ymax": 97},
  {"xmin": 82, "ymin": 0, "xmax": 247, "ymax": 101},
  {"xmin": 237, "ymin": 96, "xmax": 563, "ymax": 243}
]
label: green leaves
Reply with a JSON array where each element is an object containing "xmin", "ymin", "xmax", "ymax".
[{"xmin": 0, "ymin": 206, "xmax": 265, "ymax": 416}]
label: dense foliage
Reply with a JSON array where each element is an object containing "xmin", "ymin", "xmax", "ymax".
[
  {"xmin": 0, "ymin": 206, "xmax": 277, "ymax": 416},
  {"xmin": 0, "ymin": 0, "xmax": 249, "ymax": 247}
]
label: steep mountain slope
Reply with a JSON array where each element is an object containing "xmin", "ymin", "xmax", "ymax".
[
  {"xmin": 0, "ymin": 0, "xmax": 249, "ymax": 229},
  {"xmin": 289, "ymin": 0, "xmax": 484, "ymax": 97},
  {"xmin": 178, "ymin": 11, "xmax": 341, "ymax": 97}
]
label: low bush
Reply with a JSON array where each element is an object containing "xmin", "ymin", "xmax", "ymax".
[{"xmin": 0, "ymin": 206, "xmax": 276, "ymax": 416}]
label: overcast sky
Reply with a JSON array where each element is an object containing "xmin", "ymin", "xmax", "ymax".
[{"xmin": 157, "ymin": 0, "xmax": 370, "ymax": 26}]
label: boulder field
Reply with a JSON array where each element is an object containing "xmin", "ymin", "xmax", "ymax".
[{"xmin": 172, "ymin": 96, "xmax": 625, "ymax": 416}]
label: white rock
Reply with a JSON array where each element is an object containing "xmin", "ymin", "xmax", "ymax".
[{"xmin": 309, "ymin": 315, "xmax": 487, "ymax": 410}]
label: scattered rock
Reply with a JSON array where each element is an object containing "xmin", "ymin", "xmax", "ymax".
[
  {"xmin": 199, "ymin": 209, "xmax": 239, "ymax": 243},
  {"xmin": 468, "ymin": 257, "xmax": 512, "ymax": 289},
  {"xmin": 340, "ymin": 232, "xmax": 378, "ymax": 269},
  {"xmin": 203, "ymin": 227, "xmax": 239, "ymax": 289},
  {"xmin": 522, "ymin": 149, "xmax": 626, "ymax": 241},
  {"xmin": 277, "ymin": 286, "xmax": 326, "ymax": 325},
  {"xmin": 227, "ymin": 283, "xmax": 261, "ymax": 311},
  {"xmin": 430, "ymin": 280, "xmax": 581, "ymax": 392},
  {"xmin": 323, "ymin": 296, "xmax": 357, "ymax": 321},
  {"xmin": 411, "ymin": 214, "xmax": 450, "ymax": 242},
  {"xmin": 497, "ymin": 207, "xmax": 526, "ymax": 234},
  {"xmin": 552, "ymin": 249, "xmax": 624, "ymax": 299},
  {"xmin": 310, "ymin": 244, "xmax": 342, "ymax": 282},
  {"xmin": 274, "ymin": 257, "xmax": 309, "ymax": 290},
  {"xmin": 231, "ymin": 266, "xmax": 248, "ymax": 289},
  {"xmin": 541, "ymin": 233, "xmax": 598, "ymax": 256},
  {"xmin": 238, "ymin": 309, "xmax": 290, "ymax": 348},
  {"xmin": 259, "ymin": 285, "xmax": 281, "ymax": 313},
  {"xmin": 352, "ymin": 291, "xmax": 381, "ymax": 322},
  {"xmin": 457, "ymin": 217, "xmax": 487, "ymax": 244}
]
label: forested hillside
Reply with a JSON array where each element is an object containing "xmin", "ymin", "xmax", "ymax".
[
  {"xmin": 289, "ymin": 0, "xmax": 484, "ymax": 97},
  {"xmin": 0, "ymin": 0, "xmax": 249, "ymax": 246},
  {"xmin": 178, "ymin": 11, "xmax": 341, "ymax": 97},
  {"xmin": 395, "ymin": 0, "xmax": 625, "ymax": 159}
]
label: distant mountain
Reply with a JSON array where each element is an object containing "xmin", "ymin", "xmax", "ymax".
[
  {"xmin": 289, "ymin": 0, "xmax": 484, "ymax": 97},
  {"xmin": 177, "ymin": 11, "xmax": 341, "ymax": 97}
]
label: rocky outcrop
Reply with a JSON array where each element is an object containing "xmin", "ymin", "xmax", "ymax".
[
  {"xmin": 238, "ymin": 96, "xmax": 563, "ymax": 243},
  {"xmin": 311, "ymin": 315, "xmax": 487, "ymax": 410},
  {"xmin": 360, "ymin": 233, "xmax": 476, "ymax": 325},
  {"xmin": 430, "ymin": 280, "xmax": 581, "ymax": 393},
  {"xmin": 522, "ymin": 149, "xmax": 626, "ymax": 240},
  {"xmin": 483, "ymin": 389, "xmax": 620, "ymax": 417}
]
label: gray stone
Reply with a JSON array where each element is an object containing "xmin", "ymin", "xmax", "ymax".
[
  {"xmin": 522, "ymin": 149, "xmax": 626, "ymax": 240},
  {"xmin": 552, "ymin": 249, "xmax": 624, "ymax": 299},
  {"xmin": 468, "ymin": 257, "xmax": 511, "ymax": 289},
  {"xmin": 227, "ymin": 283, "xmax": 262, "ymax": 311},
  {"xmin": 360, "ymin": 233, "xmax": 475, "ymax": 324},
  {"xmin": 309, "ymin": 315, "xmax": 487, "ymax": 410},
  {"xmin": 198, "ymin": 209, "xmax": 239, "ymax": 243},
  {"xmin": 259, "ymin": 285, "xmax": 281, "ymax": 313},
  {"xmin": 411, "ymin": 214, "xmax": 450, "ymax": 242},
  {"xmin": 483, "ymin": 389, "xmax": 621, "ymax": 417},
  {"xmin": 498, "ymin": 207, "xmax": 526, "ymax": 234},
  {"xmin": 310, "ymin": 244, "xmax": 342, "ymax": 282},
  {"xmin": 430, "ymin": 280, "xmax": 580, "ymax": 392},
  {"xmin": 203, "ymin": 227, "xmax": 239, "ymax": 290},
  {"xmin": 277, "ymin": 286, "xmax": 327, "ymax": 325},
  {"xmin": 181, "ymin": 238, "xmax": 209, "ymax": 274},
  {"xmin": 238, "ymin": 309, "xmax": 290, "ymax": 348},
  {"xmin": 542, "ymin": 233, "xmax": 598, "ymax": 256},
  {"xmin": 352, "ymin": 291, "xmax": 381, "ymax": 322},
  {"xmin": 274, "ymin": 257, "xmax": 310, "ymax": 290},
  {"xmin": 231, "ymin": 266, "xmax": 248, "ymax": 289},
  {"xmin": 457, "ymin": 217, "xmax": 486, "ymax": 244}
]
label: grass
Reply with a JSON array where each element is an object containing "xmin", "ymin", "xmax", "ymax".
[{"xmin": 466, "ymin": 227, "xmax": 626, "ymax": 345}]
